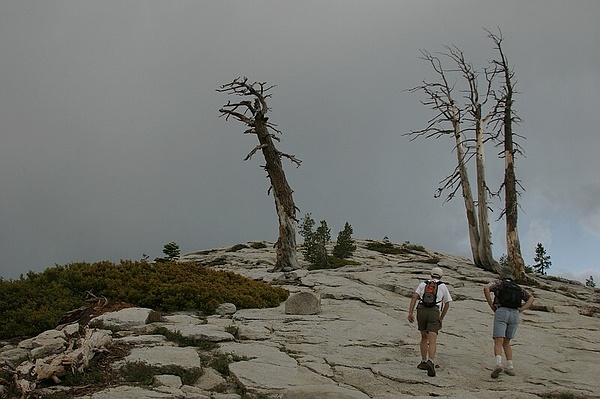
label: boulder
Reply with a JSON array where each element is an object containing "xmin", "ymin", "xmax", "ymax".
[
  {"xmin": 152, "ymin": 374, "xmax": 182, "ymax": 389},
  {"xmin": 285, "ymin": 292, "xmax": 321, "ymax": 315},
  {"xmin": 120, "ymin": 346, "xmax": 201, "ymax": 370},
  {"xmin": 194, "ymin": 368, "xmax": 227, "ymax": 392},
  {"xmin": 216, "ymin": 303, "xmax": 237, "ymax": 316},
  {"xmin": 90, "ymin": 307, "xmax": 153, "ymax": 329},
  {"xmin": 0, "ymin": 347, "xmax": 29, "ymax": 367}
]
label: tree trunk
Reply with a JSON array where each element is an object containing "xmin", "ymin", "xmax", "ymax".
[
  {"xmin": 452, "ymin": 118, "xmax": 482, "ymax": 267},
  {"xmin": 475, "ymin": 105, "xmax": 498, "ymax": 272},
  {"xmin": 489, "ymin": 29, "xmax": 526, "ymax": 280},
  {"xmin": 255, "ymin": 116, "xmax": 299, "ymax": 272},
  {"xmin": 503, "ymin": 86, "xmax": 526, "ymax": 280}
]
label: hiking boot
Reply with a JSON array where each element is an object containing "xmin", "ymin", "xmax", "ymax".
[
  {"xmin": 417, "ymin": 361, "xmax": 428, "ymax": 370},
  {"xmin": 491, "ymin": 365, "xmax": 503, "ymax": 378},
  {"xmin": 426, "ymin": 360, "xmax": 436, "ymax": 377},
  {"xmin": 505, "ymin": 368, "xmax": 515, "ymax": 376}
]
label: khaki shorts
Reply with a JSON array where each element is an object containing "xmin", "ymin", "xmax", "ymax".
[{"xmin": 417, "ymin": 304, "xmax": 440, "ymax": 333}]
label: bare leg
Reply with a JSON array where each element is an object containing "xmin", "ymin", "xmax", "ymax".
[
  {"xmin": 420, "ymin": 331, "xmax": 428, "ymax": 359},
  {"xmin": 502, "ymin": 338, "xmax": 512, "ymax": 360},
  {"xmin": 427, "ymin": 332, "xmax": 438, "ymax": 361},
  {"xmin": 491, "ymin": 337, "xmax": 505, "ymax": 378},
  {"xmin": 493, "ymin": 337, "xmax": 504, "ymax": 357}
]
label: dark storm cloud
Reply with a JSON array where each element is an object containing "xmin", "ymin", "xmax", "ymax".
[{"xmin": 1, "ymin": 1, "xmax": 599, "ymax": 281}]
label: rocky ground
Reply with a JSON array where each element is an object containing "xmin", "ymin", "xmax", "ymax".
[{"xmin": 1, "ymin": 239, "xmax": 599, "ymax": 399}]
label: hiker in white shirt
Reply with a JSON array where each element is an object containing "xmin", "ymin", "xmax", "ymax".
[{"xmin": 407, "ymin": 266, "xmax": 452, "ymax": 377}]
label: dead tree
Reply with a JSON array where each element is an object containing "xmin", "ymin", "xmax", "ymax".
[
  {"xmin": 488, "ymin": 29, "xmax": 527, "ymax": 280},
  {"xmin": 217, "ymin": 77, "xmax": 301, "ymax": 272},
  {"xmin": 406, "ymin": 47, "xmax": 499, "ymax": 272},
  {"xmin": 451, "ymin": 46, "xmax": 501, "ymax": 273}
]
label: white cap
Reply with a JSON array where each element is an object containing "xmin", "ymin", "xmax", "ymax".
[{"xmin": 431, "ymin": 267, "xmax": 443, "ymax": 278}]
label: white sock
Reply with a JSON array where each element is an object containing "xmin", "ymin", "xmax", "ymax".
[
  {"xmin": 495, "ymin": 355, "xmax": 502, "ymax": 366},
  {"xmin": 507, "ymin": 360, "xmax": 514, "ymax": 369}
]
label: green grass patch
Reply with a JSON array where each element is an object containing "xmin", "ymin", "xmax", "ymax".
[
  {"xmin": 119, "ymin": 362, "xmax": 202, "ymax": 386},
  {"xmin": 150, "ymin": 326, "xmax": 218, "ymax": 350},
  {"xmin": 210, "ymin": 353, "xmax": 251, "ymax": 376}
]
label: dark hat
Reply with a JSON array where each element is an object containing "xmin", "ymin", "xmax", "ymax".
[{"xmin": 500, "ymin": 265, "xmax": 515, "ymax": 280}]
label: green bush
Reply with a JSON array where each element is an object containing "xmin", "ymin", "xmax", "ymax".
[
  {"xmin": 307, "ymin": 256, "xmax": 361, "ymax": 271},
  {"xmin": 365, "ymin": 240, "xmax": 405, "ymax": 255},
  {"xmin": 250, "ymin": 241, "xmax": 268, "ymax": 249},
  {"xmin": 227, "ymin": 244, "xmax": 249, "ymax": 252},
  {"xmin": 365, "ymin": 239, "xmax": 426, "ymax": 255},
  {"xmin": 0, "ymin": 260, "xmax": 289, "ymax": 340}
]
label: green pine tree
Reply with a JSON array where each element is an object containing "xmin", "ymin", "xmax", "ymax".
[
  {"xmin": 298, "ymin": 214, "xmax": 330, "ymax": 268},
  {"xmin": 533, "ymin": 242, "xmax": 551, "ymax": 275},
  {"xmin": 155, "ymin": 242, "xmax": 180, "ymax": 263},
  {"xmin": 333, "ymin": 222, "xmax": 356, "ymax": 259}
]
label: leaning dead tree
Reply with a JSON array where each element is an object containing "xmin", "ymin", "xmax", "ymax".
[
  {"xmin": 488, "ymin": 29, "xmax": 527, "ymax": 280},
  {"xmin": 217, "ymin": 77, "xmax": 301, "ymax": 272},
  {"xmin": 406, "ymin": 46, "xmax": 500, "ymax": 273}
]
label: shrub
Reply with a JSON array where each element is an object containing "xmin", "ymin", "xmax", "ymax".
[
  {"xmin": 0, "ymin": 260, "xmax": 289, "ymax": 340},
  {"xmin": 365, "ymin": 240, "xmax": 405, "ymax": 255},
  {"xmin": 401, "ymin": 241, "xmax": 427, "ymax": 253},
  {"xmin": 250, "ymin": 241, "xmax": 268, "ymax": 249},
  {"xmin": 364, "ymin": 239, "xmax": 427, "ymax": 255},
  {"xmin": 307, "ymin": 256, "xmax": 361, "ymax": 271},
  {"xmin": 227, "ymin": 244, "xmax": 249, "ymax": 252}
]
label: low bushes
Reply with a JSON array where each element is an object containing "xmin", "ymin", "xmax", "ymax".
[{"xmin": 0, "ymin": 260, "xmax": 289, "ymax": 340}]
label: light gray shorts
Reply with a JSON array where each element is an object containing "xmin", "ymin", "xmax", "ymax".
[{"xmin": 493, "ymin": 307, "xmax": 520, "ymax": 339}]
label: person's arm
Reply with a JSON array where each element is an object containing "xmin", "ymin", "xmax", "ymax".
[
  {"xmin": 439, "ymin": 301, "xmax": 450, "ymax": 328},
  {"xmin": 407, "ymin": 292, "xmax": 419, "ymax": 323},
  {"xmin": 519, "ymin": 293, "xmax": 535, "ymax": 313},
  {"xmin": 483, "ymin": 285, "xmax": 495, "ymax": 312}
]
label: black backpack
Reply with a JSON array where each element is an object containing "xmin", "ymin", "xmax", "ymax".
[
  {"xmin": 497, "ymin": 278, "xmax": 522, "ymax": 309},
  {"xmin": 421, "ymin": 280, "xmax": 442, "ymax": 307}
]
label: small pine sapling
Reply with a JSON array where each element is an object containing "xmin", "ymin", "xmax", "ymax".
[{"xmin": 333, "ymin": 222, "xmax": 356, "ymax": 259}]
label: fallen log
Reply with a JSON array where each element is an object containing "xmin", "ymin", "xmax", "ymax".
[{"xmin": 13, "ymin": 326, "xmax": 112, "ymax": 398}]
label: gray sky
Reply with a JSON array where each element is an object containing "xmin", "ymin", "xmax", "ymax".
[{"xmin": 1, "ymin": 1, "xmax": 599, "ymax": 283}]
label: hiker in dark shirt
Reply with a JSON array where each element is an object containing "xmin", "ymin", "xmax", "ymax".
[{"xmin": 483, "ymin": 265, "xmax": 535, "ymax": 378}]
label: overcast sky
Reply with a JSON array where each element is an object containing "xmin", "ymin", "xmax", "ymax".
[{"xmin": 1, "ymin": 1, "xmax": 599, "ymax": 283}]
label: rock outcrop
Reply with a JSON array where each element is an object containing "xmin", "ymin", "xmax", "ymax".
[{"xmin": 1, "ymin": 239, "xmax": 599, "ymax": 399}]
